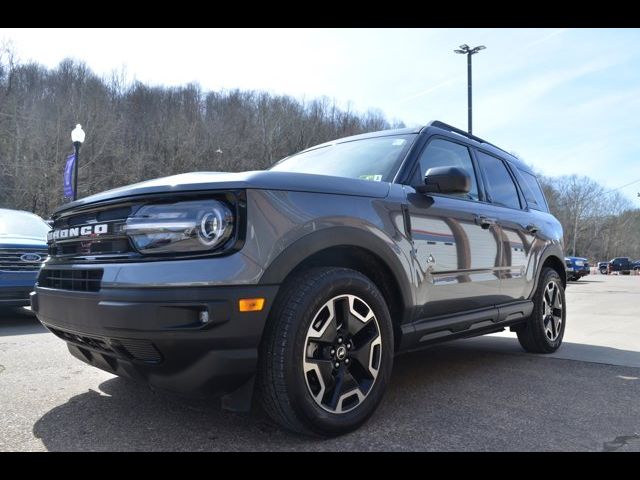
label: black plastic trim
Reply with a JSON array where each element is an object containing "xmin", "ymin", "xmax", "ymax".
[
  {"xmin": 258, "ymin": 226, "xmax": 414, "ymax": 319},
  {"xmin": 32, "ymin": 283, "xmax": 279, "ymax": 398},
  {"xmin": 400, "ymin": 300, "xmax": 533, "ymax": 350}
]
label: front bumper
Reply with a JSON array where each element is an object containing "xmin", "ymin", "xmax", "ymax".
[
  {"xmin": 32, "ymin": 283, "xmax": 278, "ymax": 397},
  {"xmin": 0, "ymin": 286, "xmax": 33, "ymax": 306}
]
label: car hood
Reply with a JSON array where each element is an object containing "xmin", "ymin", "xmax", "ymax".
[
  {"xmin": 0, "ymin": 235, "xmax": 48, "ymax": 249},
  {"xmin": 54, "ymin": 170, "xmax": 391, "ymax": 214}
]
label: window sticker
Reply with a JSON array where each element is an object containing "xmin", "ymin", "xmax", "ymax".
[
  {"xmin": 392, "ymin": 139, "xmax": 406, "ymax": 146},
  {"xmin": 359, "ymin": 174, "xmax": 383, "ymax": 182}
]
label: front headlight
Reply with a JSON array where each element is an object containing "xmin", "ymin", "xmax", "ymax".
[{"xmin": 123, "ymin": 199, "xmax": 234, "ymax": 254}]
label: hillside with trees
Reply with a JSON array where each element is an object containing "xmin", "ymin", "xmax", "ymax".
[{"xmin": 1, "ymin": 49, "xmax": 638, "ymax": 262}]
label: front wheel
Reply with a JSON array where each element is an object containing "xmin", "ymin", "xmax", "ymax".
[
  {"xmin": 258, "ymin": 267, "xmax": 394, "ymax": 436},
  {"xmin": 517, "ymin": 267, "xmax": 566, "ymax": 353}
]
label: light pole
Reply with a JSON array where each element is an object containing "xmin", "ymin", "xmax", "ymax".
[
  {"xmin": 454, "ymin": 44, "xmax": 486, "ymax": 135},
  {"xmin": 71, "ymin": 124, "xmax": 85, "ymax": 201}
]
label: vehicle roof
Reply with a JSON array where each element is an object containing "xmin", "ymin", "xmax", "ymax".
[
  {"xmin": 295, "ymin": 121, "xmax": 534, "ymax": 174},
  {"xmin": 0, "ymin": 208, "xmax": 43, "ymax": 219},
  {"xmin": 298, "ymin": 126, "xmax": 422, "ymax": 153},
  {"xmin": 424, "ymin": 122, "xmax": 533, "ymax": 174}
]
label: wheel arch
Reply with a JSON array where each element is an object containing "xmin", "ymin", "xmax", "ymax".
[
  {"xmin": 537, "ymin": 252, "xmax": 567, "ymax": 290},
  {"xmin": 259, "ymin": 227, "xmax": 414, "ymax": 349}
]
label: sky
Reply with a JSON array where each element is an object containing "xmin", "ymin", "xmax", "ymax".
[{"xmin": 2, "ymin": 28, "xmax": 640, "ymax": 203}]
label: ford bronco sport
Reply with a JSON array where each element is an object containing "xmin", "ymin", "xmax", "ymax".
[{"xmin": 32, "ymin": 121, "xmax": 566, "ymax": 436}]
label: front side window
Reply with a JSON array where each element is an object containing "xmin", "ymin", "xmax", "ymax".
[
  {"xmin": 476, "ymin": 151, "xmax": 521, "ymax": 209},
  {"xmin": 271, "ymin": 134, "xmax": 415, "ymax": 183},
  {"xmin": 413, "ymin": 138, "xmax": 479, "ymax": 201}
]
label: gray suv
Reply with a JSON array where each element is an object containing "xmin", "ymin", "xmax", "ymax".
[{"xmin": 32, "ymin": 121, "xmax": 566, "ymax": 436}]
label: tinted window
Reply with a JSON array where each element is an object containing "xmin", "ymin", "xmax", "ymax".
[
  {"xmin": 518, "ymin": 169, "xmax": 548, "ymax": 211},
  {"xmin": 414, "ymin": 138, "xmax": 479, "ymax": 201},
  {"xmin": 476, "ymin": 152, "xmax": 521, "ymax": 209},
  {"xmin": 271, "ymin": 134, "xmax": 415, "ymax": 183}
]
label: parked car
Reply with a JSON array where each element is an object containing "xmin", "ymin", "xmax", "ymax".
[
  {"xmin": 0, "ymin": 209, "xmax": 49, "ymax": 308},
  {"xmin": 633, "ymin": 260, "xmax": 640, "ymax": 271},
  {"xmin": 32, "ymin": 120, "xmax": 567, "ymax": 436},
  {"xmin": 608, "ymin": 257, "xmax": 633, "ymax": 275},
  {"xmin": 598, "ymin": 261, "xmax": 610, "ymax": 274},
  {"xmin": 565, "ymin": 256, "xmax": 590, "ymax": 281}
]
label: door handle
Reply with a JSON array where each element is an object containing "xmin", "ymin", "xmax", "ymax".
[
  {"xmin": 525, "ymin": 224, "xmax": 540, "ymax": 234},
  {"xmin": 475, "ymin": 215, "xmax": 497, "ymax": 229}
]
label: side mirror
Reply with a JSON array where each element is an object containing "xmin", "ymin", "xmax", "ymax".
[{"xmin": 416, "ymin": 166, "xmax": 471, "ymax": 194}]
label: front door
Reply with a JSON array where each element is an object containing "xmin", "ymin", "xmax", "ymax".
[{"xmin": 406, "ymin": 137, "xmax": 502, "ymax": 319}]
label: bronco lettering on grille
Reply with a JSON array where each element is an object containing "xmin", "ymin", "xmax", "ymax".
[{"xmin": 47, "ymin": 223, "xmax": 109, "ymax": 242}]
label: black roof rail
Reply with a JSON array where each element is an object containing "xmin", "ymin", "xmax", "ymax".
[{"xmin": 426, "ymin": 120, "xmax": 517, "ymax": 160}]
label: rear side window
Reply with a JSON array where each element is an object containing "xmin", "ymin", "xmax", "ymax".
[
  {"xmin": 476, "ymin": 151, "xmax": 521, "ymax": 209},
  {"xmin": 518, "ymin": 169, "xmax": 548, "ymax": 212}
]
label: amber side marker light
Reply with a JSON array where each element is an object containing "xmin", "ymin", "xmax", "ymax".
[{"xmin": 239, "ymin": 298, "xmax": 265, "ymax": 312}]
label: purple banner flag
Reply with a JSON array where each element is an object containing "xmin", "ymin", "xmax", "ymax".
[{"xmin": 63, "ymin": 152, "xmax": 75, "ymax": 198}]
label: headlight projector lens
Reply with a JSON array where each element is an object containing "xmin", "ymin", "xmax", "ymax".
[{"xmin": 199, "ymin": 210, "xmax": 227, "ymax": 246}]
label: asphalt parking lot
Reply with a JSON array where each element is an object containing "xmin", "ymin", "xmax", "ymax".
[{"xmin": 1, "ymin": 274, "xmax": 639, "ymax": 451}]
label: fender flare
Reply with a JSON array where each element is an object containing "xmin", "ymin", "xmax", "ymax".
[
  {"xmin": 534, "ymin": 244, "xmax": 567, "ymax": 293},
  {"xmin": 258, "ymin": 226, "xmax": 414, "ymax": 310}
]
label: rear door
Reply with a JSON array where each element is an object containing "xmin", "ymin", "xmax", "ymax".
[{"xmin": 474, "ymin": 150, "xmax": 536, "ymax": 303}]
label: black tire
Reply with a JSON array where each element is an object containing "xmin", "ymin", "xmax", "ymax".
[
  {"xmin": 516, "ymin": 267, "xmax": 566, "ymax": 354},
  {"xmin": 599, "ymin": 267, "xmax": 608, "ymax": 275},
  {"xmin": 258, "ymin": 267, "xmax": 394, "ymax": 437}
]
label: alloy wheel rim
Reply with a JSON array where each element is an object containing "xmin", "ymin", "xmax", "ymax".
[
  {"xmin": 542, "ymin": 281, "xmax": 563, "ymax": 342},
  {"xmin": 302, "ymin": 294, "xmax": 382, "ymax": 414}
]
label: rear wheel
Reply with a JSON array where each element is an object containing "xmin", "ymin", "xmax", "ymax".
[
  {"xmin": 517, "ymin": 267, "xmax": 566, "ymax": 353},
  {"xmin": 258, "ymin": 267, "xmax": 393, "ymax": 436}
]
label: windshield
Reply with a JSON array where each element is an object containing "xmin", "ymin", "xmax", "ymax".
[
  {"xmin": 271, "ymin": 134, "xmax": 415, "ymax": 182},
  {"xmin": 0, "ymin": 210, "xmax": 50, "ymax": 238}
]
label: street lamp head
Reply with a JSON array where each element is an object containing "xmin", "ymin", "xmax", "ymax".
[
  {"xmin": 71, "ymin": 124, "xmax": 85, "ymax": 144},
  {"xmin": 470, "ymin": 45, "xmax": 486, "ymax": 54},
  {"xmin": 455, "ymin": 44, "xmax": 486, "ymax": 55}
]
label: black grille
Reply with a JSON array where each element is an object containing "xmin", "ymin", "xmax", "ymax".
[
  {"xmin": 39, "ymin": 268, "xmax": 103, "ymax": 292},
  {"xmin": 49, "ymin": 204, "xmax": 134, "ymax": 259},
  {"xmin": 48, "ymin": 327, "xmax": 162, "ymax": 363},
  {"xmin": 0, "ymin": 248, "xmax": 47, "ymax": 271},
  {"xmin": 60, "ymin": 205, "xmax": 132, "ymax": 227},
  {"xmin": 56, "ymin": 238, "xmax": 131, "ymax": 256},
  {"xmin": 117, "ymin": 339, "xmax": 162, "ymax": 363},
  {"xmin": 49, "ymin": 327, "xmax": 113, "ymax": 354}
]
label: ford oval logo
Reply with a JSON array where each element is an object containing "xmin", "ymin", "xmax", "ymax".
[{"xmin": 20, "ymin": 253, "xmax": 42, "ymax": 263}]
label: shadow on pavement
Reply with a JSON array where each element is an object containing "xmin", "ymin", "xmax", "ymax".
[
  {"xmin": 0, "ymin": 307, "xmax": 47, "ymax": 336},
  {"xmin": 459, "ymin": 335, "xmax": 640, "ymax": 368},
  {"xmin": 32, "ymin": 337, "xmax": 640, "ymax": 451}
]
